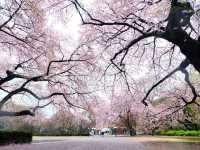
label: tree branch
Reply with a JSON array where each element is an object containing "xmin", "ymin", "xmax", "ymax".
[
  {"xmin": 142, "ymin": 59, "xmax": 190, "ymax": 106},
  {"xmin": 0, "ymin": 110, "xmax": 34, "ymax": 117}
]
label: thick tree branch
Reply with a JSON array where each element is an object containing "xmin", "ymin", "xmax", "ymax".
[{"xmin": 0, "ymin": 110, "xmax": 34, "ymax": 117}]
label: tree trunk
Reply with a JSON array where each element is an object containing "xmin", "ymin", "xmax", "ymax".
[{"xmin": 128, "ymin": 127, "xmax": 136, "ymax": 136}]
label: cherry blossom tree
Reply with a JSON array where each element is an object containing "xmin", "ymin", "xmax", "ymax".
[
  {"xmin": 0, "ymin": 0, "xmax": 94, "ymax": 117},
  {"xmin": 71, "ymin": 0, "xmax": 200, "ymax": 111},
  {"xmin": 1, "ymin": 0, "xmax": 200, "ymax": 131},
  {"xmin": 110, "ymin": 92, "xmax": 142, "ymax": 135}
]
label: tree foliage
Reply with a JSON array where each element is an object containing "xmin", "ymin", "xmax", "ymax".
[
  {"xmin": 72, "ymin": 0, "xmax": 200, "ymax": 109},
  {"xmin": 0, "ymin": 0, "xmax": 94, "ymax": 117}
]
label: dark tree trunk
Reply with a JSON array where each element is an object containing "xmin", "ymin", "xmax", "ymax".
[
  {"xmin": 128, "ymin": 127, "xmax": 136, "ymax": 136},
  {"xmin": 164, "ymin": 29, "xmax": 200, "ymax": 73},
  {"xmin": 164, "ymin": 1, "xmax": 200, "ymax": 73}
]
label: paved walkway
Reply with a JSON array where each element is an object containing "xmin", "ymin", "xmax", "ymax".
[{"xmin": 1, "ymin": 136, "xmax": 200, "ymax": 150}]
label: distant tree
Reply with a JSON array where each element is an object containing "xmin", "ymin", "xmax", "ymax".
[
  {"xmin": 178, "ymin": 103, "xmax": 200, "ymax": 130},
  {"xmin": 110, "ymin": 93, "xmax": 142, "ymax": 136}
]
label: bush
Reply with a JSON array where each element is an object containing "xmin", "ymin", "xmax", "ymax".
[
  {"xmin": 0, "ymin": 131, "xmax": 32, "ymax": 145},
  {"xmin": 156, "ymin": 130, "xmax": 200, "ymax": 136},
  {"xmin": 33, "ymin": 126, "xmax": 89, "ymax": 136}
]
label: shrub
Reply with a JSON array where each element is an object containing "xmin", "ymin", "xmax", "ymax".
[
  {"xmin": 0, "ymin": 131, "xmax": 32, "ymax": 145},
  {"xmin": 156, "ymin": 130, "xmax": 200, "ymax": 136},
  {"xmin": 33, "ymin": 127, "xmax": 89, "ymax": 136}
]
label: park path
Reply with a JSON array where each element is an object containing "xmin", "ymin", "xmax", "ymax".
[{"xmin": 1, "ymin": 136, "xmax": 200, "ymax": 150}]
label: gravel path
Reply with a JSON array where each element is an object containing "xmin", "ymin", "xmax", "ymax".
[{"xmin": 1, "ymin": 136, "xmax": 200, "ymax": 150}]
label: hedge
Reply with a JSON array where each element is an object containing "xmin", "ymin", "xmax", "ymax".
[
  {"xmin": 0, "ymin": 131, "xmax": 32, "ymax": 145},
  {"xmin": 156, "ymin": 130, "xmax": 200, "ymax": 136},
  {"xmin": 33, "ymin": 127, "xmax": 90, "ymax": 136},
  {"xmin": 33, "ymin": 129, "xmax": 89, "ymax": 136}
]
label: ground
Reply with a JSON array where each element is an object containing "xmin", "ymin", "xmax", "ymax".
[{"xmin": 1, "ymin": 136, "xmax": 200, "ymax": 150}]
